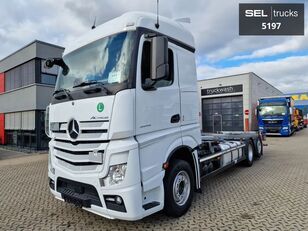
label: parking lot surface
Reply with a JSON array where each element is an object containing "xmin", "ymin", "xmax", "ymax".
[{"xmin": 0, "ymin": 130, "xmax": 307, "ymax": 231}]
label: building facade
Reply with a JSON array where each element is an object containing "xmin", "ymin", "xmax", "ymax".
[
  {"xmin": 198, "ymin": 72, "xmax": 283, "ymax": 133},
  {"xmin": 0, "ymin": 40, "xmax": 64, "ymax": 150}
]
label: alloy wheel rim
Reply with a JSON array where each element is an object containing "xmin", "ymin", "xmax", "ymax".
[{"xmin": 173, "ymin": 170, "xmax": 191, "ymax": 206}]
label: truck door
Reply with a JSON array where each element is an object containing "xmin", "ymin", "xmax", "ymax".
[
  {"xmin": 136, "ymin": 36, "xmax": 181, "ymax": 187},
  {"xmin": 136, "ymin": 38, "xmax": 180, "ymax": 135}
]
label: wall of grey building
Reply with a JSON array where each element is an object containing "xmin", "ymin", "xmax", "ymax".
[
  {"xmin": 249, "ymin": 73, "xmax": 283, "ymax": 130},
  {"xmin": 198, "ymin": 72, "xmax": 282, "ymax": 132},
  {"xmin": 198, "ymin": 73, "xmax": 250, "ymax": 132},
  {"xmin": 0, "ymin": 40, "xmax": 64, "ymax": 150}
]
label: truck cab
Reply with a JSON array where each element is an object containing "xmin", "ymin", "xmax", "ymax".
[
  {"xmin": 257, "ymin": 96, "xmax": 294, "ymax": 136},
  {"xmin": 46, "ymin": 12, "xmax": 200, "ymax": 220}
]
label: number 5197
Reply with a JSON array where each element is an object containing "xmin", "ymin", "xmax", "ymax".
[{"xmin": 262, "ymin": 22, "xmax": 281, "ymax": 30}]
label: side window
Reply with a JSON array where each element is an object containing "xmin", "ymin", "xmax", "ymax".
[{"xmin": 141, "ymin": 41, "xmax": 174, "ymax": 89}]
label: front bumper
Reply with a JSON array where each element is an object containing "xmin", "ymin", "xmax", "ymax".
[
  {"xmin": 49, "ymin": 175, "xmax": 144, "ymax": 220},
  {"xmin": 48, "ymin": 138, "xmax": 157, "ymax": 220},
  {"xmin": 262, "ymin": 126, "xmax": 290, "ymax": 136}
]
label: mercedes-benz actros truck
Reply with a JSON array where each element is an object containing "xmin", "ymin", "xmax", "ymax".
[
  {"xmin": 45, "ymin": 12, "xmax": 263, "ymax": 220},
  {"xmin": 257, "ymin": 96, "xmax": 295, "ymax": 136}
]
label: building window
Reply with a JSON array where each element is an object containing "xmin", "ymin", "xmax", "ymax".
[
  {"xmin": 41, "ymin": 59, "xmax": 58, "ymax": 85},
  {"xmin": 4, "ymin": 59, "xmax": 36, "ymax": 91},
  {"xmin": 41, "ymin": 73, "xmax": 57, "ymax": 85},
  {"xmin": 41, "ymin": 59, "xmax": 59, "ymax": 75}
]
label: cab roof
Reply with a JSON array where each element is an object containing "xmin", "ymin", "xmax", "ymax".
[{"xmin": 64, "ymin": 11, "xmax": 195, "ymax": 55}]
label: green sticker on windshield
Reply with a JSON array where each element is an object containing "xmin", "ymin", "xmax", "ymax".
[{"xmin": 97, "ymin": 103, "xmax": 104, "ymax": 112}]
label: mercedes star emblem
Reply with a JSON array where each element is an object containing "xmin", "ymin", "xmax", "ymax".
[{"xmin": 68, "ymin": 119, "xmax": 79, "ymax": 139}]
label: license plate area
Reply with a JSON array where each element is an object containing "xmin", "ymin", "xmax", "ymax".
[
  {"xmin": 62, "ymin": 190, "xmax": 91, "ymax": 208},
  {"xmin": 57, "ymin": 177, "xmax": 102, "ymax": 207}
]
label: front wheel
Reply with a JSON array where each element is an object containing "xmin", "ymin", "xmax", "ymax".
[
  {"xmin": 254, "ymin": 137, "xmax": 263, "ymax": 159},
  {"xmin": 163, "ymin": 160, "xmax": 194, "ymax": 217},
  {"xmin": 243, "ymin": 140, "xmax": 254, "ymax": 167}
]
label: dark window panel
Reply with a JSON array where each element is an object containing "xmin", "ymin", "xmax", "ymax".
[
  {"xmin": 41, "ymin": 74, "xmax": 57, "ymax": 85},
  {"xmin": 212, "ymin": 103, "xmax": 221, "ymax": 109},
  {"xmin": 222, "ymin": 115, "xmax": 233, "ymax": 120},
  {"xmin": 4, "ymin": 59, "xmax": 36, "ymax": 91}
]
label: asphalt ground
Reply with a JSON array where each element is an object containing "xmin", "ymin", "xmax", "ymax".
[{"xmin": 0, "ymin": 129, "xmax": 307, "ymax": 230}]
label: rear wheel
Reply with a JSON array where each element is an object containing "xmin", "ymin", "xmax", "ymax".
[
  {"xmin": 163, "ymin": 160, "xmax": 194, "ymax": 217},
  {"xmin": 243, "ymin": 140, "xmax": 254, "ymax": 167}
]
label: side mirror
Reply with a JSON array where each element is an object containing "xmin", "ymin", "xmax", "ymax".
[
  {"xmin": 151, "ymin": 36, "xmax": 169, "ymax": 81},
  {"xmin": 44, "ymin": 59, "xmax": 55, "ymax": 69},
  {"xmin": 45, "ymin": 58, "xmax": 69, "ymax": 76}
]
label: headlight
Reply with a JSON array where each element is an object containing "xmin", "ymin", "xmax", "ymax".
[
  {"xmin": 107, "ymin": 163, "xmax": 127, "ymax": 185},
  {"xmin": 283, "ymin": 126, "xmax": 289, "ymax": 130},
  {"xmin": 45, "ymin": 106, "xmax": 50, "ymax": 137},
  {"xmin": 259, "ymin": 126, "xmax": 264, "ymax": 130}
]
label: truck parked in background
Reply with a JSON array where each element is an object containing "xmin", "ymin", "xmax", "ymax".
[
  {"xmin": 257, "ymin": 96, "xmax": 295, "ymax": 136},
  {"xmin": 294, "ymin": 108, "xmax": 305, "ymax": 130},
  {"xmin": 44, "ymin": 12, "xmax": 263, "ymax": 221},
  {"xmin": 294, "ymin": 105, "xmax": 308, "ymax": 128}
]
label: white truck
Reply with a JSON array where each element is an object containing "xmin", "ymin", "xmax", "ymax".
[{"xmin": 45, "ymin": 12, "xmax": 263, "ymax": 220}]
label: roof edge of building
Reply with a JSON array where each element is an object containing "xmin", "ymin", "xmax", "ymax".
[
  {"xmin": 198, "ymin": 72, "xmax": 283, "ymax": 95},
  {"xmin": 198, "ymin": 72, "xmax": 252, "ymax": 82},
  {"xmin": 0, "ymin": 40, "xmax": 64, "ymax": 64}
]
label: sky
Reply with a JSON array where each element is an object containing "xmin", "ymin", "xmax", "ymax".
[{"xmin": 0, "ymin": 0, "xmax": 307, "ymax": 93}]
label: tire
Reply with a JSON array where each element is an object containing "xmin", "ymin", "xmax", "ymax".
[
  {"xmin": 243, "ymin": 140, "xmax": 254, "ymax": 167},
  {"xmin": 163, "ymin": 159, "xmax": 194, "ymax": 217},
  {"xmin": 254, "ymin": 137, "xmax": 263, "ymax": 159}
]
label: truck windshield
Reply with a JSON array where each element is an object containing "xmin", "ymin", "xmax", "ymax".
[
  {"xmin": 259, "ymin": 106, "xmax": 287, "ymax": 116},
  {"xmin": 55, "ymin": 31, "xmax": 135, "ymax": 91}
]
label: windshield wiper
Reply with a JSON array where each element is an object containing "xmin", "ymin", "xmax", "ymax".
[
  {"xmin": 73, "ymin": 80, "xmax": 98, "ymax": 88},
  {"xmin": 53, "ymin": 88, "xmax": 73, "ymax": 100},
  {"xmin": 73, "ymin": 81, "xmax": 111, "ymax": 95}
]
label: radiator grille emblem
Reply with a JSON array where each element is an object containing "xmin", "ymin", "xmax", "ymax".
[{"xmin": 68, "ymin": 119, "xmax": 79, "ymax": 139}]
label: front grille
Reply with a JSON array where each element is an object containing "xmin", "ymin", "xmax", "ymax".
[
  {"xmin": 54, "ymin": 146, "xmax": 92, "ymax": 155},
  {"xmin": 81, "ymin": 129, "xmax": 108, "ymax": 134},
  {"xmin": 263, "ymin": 119, "xmax": 283, "ymax": 126},
  {"xmin": 52, "ymin": 120, "xmax": 109, "ymax": 140},
  {"xmin": 56, "ymin": 156, "xmax": 100, "ymax": 166},
  {"xmin": 54, "ymin": 138, "xmax": 108, "ymax": 145},
  {"xmin": 57, "ymin": 177, "xmax": 102, "ymax": 207},
  {"xmin": 265, "ymin": 126, "xmax": 282, "ymax": 132},
  {"xmin": 52, "ymin": 119, "xmax": 109, "ymax": 172}
]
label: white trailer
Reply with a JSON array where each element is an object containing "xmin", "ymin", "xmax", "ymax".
[{"xmin": 45, "ymin": 12, "xmax": 263, "ymax": 220}]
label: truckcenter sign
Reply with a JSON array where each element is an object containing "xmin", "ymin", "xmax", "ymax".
[
  {"xmin": 201, "ymin": 84, "xmax": 243, "ymax": 96},
  {"xmin": 239, "ymin": 3, "xmax": 304, "ymax": 35}
]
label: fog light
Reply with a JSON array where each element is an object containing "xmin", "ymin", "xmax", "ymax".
[
  {"xmin": 115, "ymin": 196, "xmax": 123, "ymax": 205},
  {"xmin": 104, "ymin": 195, "xmax": 127, "ymax": 212}
]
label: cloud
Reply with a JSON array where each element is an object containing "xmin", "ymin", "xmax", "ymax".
[
  {"xmin": 197, "ymin": 55, "xmax": 308, "ymax": 93},
  {"xmin": 231, "ymin": 28, "xmax": 308, "ymax": 60},
  {"xmin": 0, "ymin": 0, "xmax": 307, "ymax": 93}
]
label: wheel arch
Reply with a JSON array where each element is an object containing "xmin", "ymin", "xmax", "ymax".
[{"xmin": 165, "ymin": 145, "xmax": 201, "ymax": 191}]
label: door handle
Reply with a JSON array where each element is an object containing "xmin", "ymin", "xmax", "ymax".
[{"xmin": 171, "ymin": 114, "xmax": 180, "ymax": 123}]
